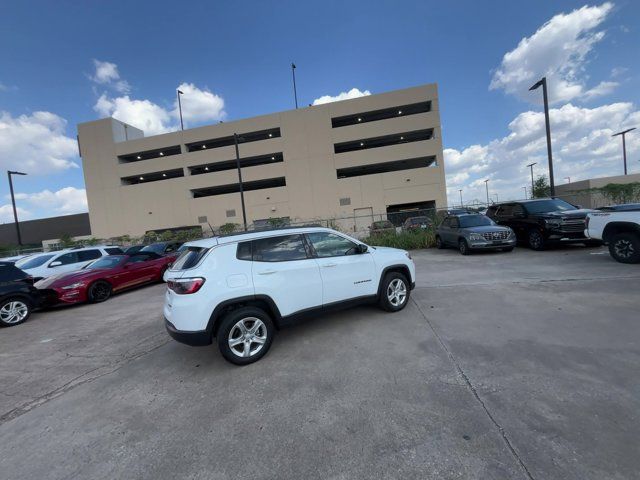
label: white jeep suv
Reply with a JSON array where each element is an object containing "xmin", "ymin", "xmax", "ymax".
[{"xmin": 163, "ymin": 227, "xmax": 415, "ymax": 365}]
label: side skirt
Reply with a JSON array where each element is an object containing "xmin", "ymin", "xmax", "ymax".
[{"xmin": 278, "ymin": 295, "xmax": 378, "ymax": 327}]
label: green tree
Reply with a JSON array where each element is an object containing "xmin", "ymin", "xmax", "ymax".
[
  {"xmin": 59, "ymin": 233, "xmax": 75, "ymax": 248},
  {"xmin": 532, "ymin": 175, "xmax": 551, "ymax": 198},
  {"xmin": 219, "ymin": 223, "xmax": 238, "ymax": 235}
]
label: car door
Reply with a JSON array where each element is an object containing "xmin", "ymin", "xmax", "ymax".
[
  {"xmin": 77, "ymin": 249, "xmax": 103, "ymax": 268},
  {"xmin": 438, "ymin": 217, "xmax": 453, "ymax": 245},
  {"xmin": 119, "ymin": 254, "xmax": 157, "ymax": 289},
  {"xmin": 47, "ymin": 251, "xmax": 80, "ymax": 275},
  {"xmin": 250, "ymin": 234, "xmax": 323, "ymax": 317},
  {"xmin": 306, "ymin": 231, "xmax": 377, "ymax": 305}
]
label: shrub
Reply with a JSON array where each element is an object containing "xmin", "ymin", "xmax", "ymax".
[
  {"xmin": 219, "ymin": 223, "xmax": 238, "ymax": 235},
  {"xmin": 362, "ymin": 229, "xmax": 435, "ymax": 250}
]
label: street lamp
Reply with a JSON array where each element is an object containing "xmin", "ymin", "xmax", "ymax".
[
  {"xmin": 529, "ymin": 77, "xmax": 555, "ymax": 196},
  {"xmin": 484, "ymin": 179, "xmax": 490, "ymax": 205},
  {"xmin": 177, "ymin": 89, "xmax": 185, "ymax": 131},
  {"xmin": 612, "ymin": 127, "xmax": 636, "ymax": 175},
  {"xmin": 458, "ymin": 189, "xmax": 463, "ymax": 207},
  {"xmin": 523, "ymin": 186, "xmax": 528, "ymax": 199},
  {"xmin": 233, "ymin": 133, "xmax": 248, "ymax": 231},
  {"xmin": 291, "ymin": 63, "xmax": 298, "ymax": 109},
  {"xmin": 7, "ymin": 170, "xmax": 27, "ymax": 246},
  {"xmin": 526, "ymin": 162, "xmax": 537, "ymax": 197}
]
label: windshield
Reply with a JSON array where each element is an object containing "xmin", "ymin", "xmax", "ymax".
[
  {"xmin": 459, "ymin": 215, "xmax": 494, "ymax": 228},
  {"xmin": 17, "ymin": 254, "xmax": 55, "ymax": 269},
  {"xmin": 525, "ymin": 199, "xmax": 577, "ymax": 214},
  {"xmin": 141, "ymin": 243, "xmax": 164, "ymax": 254},
  {"xmin": 86, "ymin": 256, "xmax": 123, "ymax": 269}
]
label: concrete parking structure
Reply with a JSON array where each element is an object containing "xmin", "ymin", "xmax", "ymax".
[{"xmin": 0, "ymin": 246, "xmax": 638, "ymax": 479}]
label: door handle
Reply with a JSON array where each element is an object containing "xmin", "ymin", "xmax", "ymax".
[
  {"xmin": 322, "ymin": 263, "xmax": 338, "ymax": 268},
  {"xmin": 257, "ymin": 270, "xmax": 277, "ymax": 275}
]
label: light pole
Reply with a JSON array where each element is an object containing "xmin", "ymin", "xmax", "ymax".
[
  {"xmin": 526, "ymin": 162, "xmax": 537, "ymax": 197},
  {"xmin": 177, "ymin": 89, "xmax": 184, "ymax": 131},
  {"xmin": 233, "ymin": 133, "xmax": 248, "ymax": 231},
  {"xmin": 458, "ymin": 189, "xmax": 463, "ymax": 207},
  {"xmin": 7, "ymin": 170, "xmax": 27, "ymax": 246},
  {"xmin": 529, "ymin": 77, "xmax": 555, "ymax": 196},
  {"xmin": 494, "ymin": 193, "xmax": 499, "ymax": 203},
  {"xmin": 291, "ymin": 63, "xmax": 298, "ymax": 109},
  {"xmin": 612, "ymin": 127, "xmax": 636, "ymax": 175},
  {"xmin": 565, "ymin": 176, "xmax": 571, "ymax": 183},
  {"xmin": 484, "ymin": 179, "xmax": 490, "ymax": 205},
  {"xmin": 523, "ymin": 186, "xmax": 528, "ymax": 199}
]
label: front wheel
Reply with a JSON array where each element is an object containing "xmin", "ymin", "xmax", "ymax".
[
  {"xmin": 527, "ymin": 229, "xmax": 545, "ymax": 250},
  {"xmin": 87, "ymin": 280, "xmax": 112, "ymax": 303},
  {"xmin": 435, "ymin": 235, "xmax": 445, "ymax": 249},
  {"xmin": 608, "ymin": 232, "xmax": 640, "ymax": 264},
  {"xmin": 217, "ymin": 307, "xmax": 275, "ymax": 365},
  {"xmin": 378, "ymin": 272, "xmax": 410, "ymax": 312},
  {"xmin": 0, "ymin": 298, "xmax": 32, "ymax": 327},
  {"xmin": 459, "ymin": 239, "xmax": 471, "ymax": 255}
]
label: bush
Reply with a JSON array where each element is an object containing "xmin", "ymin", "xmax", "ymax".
[
  {"xmin": 362, "ymin": 229, "xmax": 435, "ymax": 250},
  {"xmin": 219, "ymin": 223, "xmax": 238, "ymax": 235}
]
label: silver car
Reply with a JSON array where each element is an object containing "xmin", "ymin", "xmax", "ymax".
[{"xmin": 436, "ymin": 214, "xmax": 516, "ymax": 255}]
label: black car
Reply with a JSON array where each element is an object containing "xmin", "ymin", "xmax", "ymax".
[
  {"xmin": 141, "ymin": 241, "xmax": 182, "ymax": 256},
  {"xmin": 0, "ymin": 262, "xmax": 45, "ymax": 327},
  {"xmin": 486, "ymin": 198, "xmax": 600, "ymax": 250},
  {"xmin": 124, "ymin": 245, "xmax": 145, "ymax": 255}
]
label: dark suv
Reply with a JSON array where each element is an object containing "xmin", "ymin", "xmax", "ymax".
[
  {"xmin": 0, "ymin": 262, "xmax": 44, "ymax": 327},
  {"xmin": 486, "ymin": 198, "xmax": 599, "ymax": 250}
]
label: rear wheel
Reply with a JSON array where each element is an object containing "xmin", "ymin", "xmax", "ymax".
[
  {"xmin": 459, "ymin": 239, "xmax": 471, "ymax": 255},
  {"xmin": 608, "ymin": 232, "xmax": 640, "ymax": 264},
  {"xmin": 435, "ymin": 235, "xmax": 444, "ymax": 249},
  {"xmin": 217, "ymin": 307, "xmax": 275, "ymax": 365},
  {"xmin": 527, "ymin": 229, "xmax": 545, "ymax": 250},
  {"xmin": 87, "ymin": 281, "xmax": 112, "ymax": 303},
  {"xmin": 378, "ymin": 272, "xmax": 410, "ymax": 312},
  {"xmin": 0, "ymin": 298, "xmax": 32, "ymax": 327}
]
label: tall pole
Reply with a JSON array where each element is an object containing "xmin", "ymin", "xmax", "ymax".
[
  {"xmin": 529, "ymin": 77, "xmax": 555, "ymax": 196},
  {"xmin": 458, "ymin": 189, "xmax": 463, "ymax": 207},
  {"xmin": 527, "ymin": 162, "xmax": 536, "ymax": 196},
  {"xmin": 233, "ymin": 133, "xmax": 248, "ymax": 231},
  {"xmin": 177, "ymin": 89, "xmax": 184, "ymax": 131},
  {"xmin": 291, "ymin": 63, "xmax": 298, "ymax": 109},
  {"xmin": 612, "ymin": 128, "xmax": 636, "ymax": 175},
  {"xmin": 523, "ymin": 186, "xmax": 528, "ymax": 199},
  {"xmin": 484, "ymin": 179, "xmax": 490, "ymax": 205},
  {"xmin": 7, "ymin": 170, "xmax": 27, "ymax": 246}
]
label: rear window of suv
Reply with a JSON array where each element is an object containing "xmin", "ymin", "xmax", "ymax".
[{"xmin": 171, "ymin": 246, "xmax": 209, "ymax": 270}]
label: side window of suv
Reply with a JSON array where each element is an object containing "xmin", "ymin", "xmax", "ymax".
[
  {"xmin": 78, "ymin": 250, "xmax": 102, "ymax": 262},
  {"xmin": 252, "ymin": 235, "xmax": 308, "ymax": 262},
  {"xmin": 486, "ymin": 206, "xmax": 498, "ymax": 219},
  {"xmin": 497, "ymin": 204, "xmax": 514, "ymax": 219},
  {"xmin": 512, "ymin": 204, "xmax": 525, "ymax": 217},
  {"xmin": 52, "ymin": 252, "xmax": 79, "ymax": 266},
  {"xmin": 306, "ymin": 232, "xmax": 358, "ymax": 257}
]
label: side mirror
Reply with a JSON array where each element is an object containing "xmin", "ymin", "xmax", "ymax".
[
  {"xmin": 356, "ymin": 244, "xmax": 368, "ymax": 254},
  {"xmin": 49, "ymin": 261, "xmax": 62, "ymax": 267}
]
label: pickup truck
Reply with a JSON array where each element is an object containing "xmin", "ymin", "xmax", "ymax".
[{"xmin": 585, "ymin": 206, "xmax": 640, "ymax": 263}]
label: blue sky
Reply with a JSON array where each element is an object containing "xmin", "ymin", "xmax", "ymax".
[{"xmin": 1, "ymin": 0, "xmax": 639, "ymax": 220}]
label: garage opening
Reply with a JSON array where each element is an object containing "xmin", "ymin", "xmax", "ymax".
[{"xmin": 386, "ymin": 201, "xmax": 436, "ymax": 226}]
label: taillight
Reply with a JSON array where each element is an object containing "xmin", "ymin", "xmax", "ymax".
[{"xmin": 167, "ymin": 277, "xmax": 205, "ymax": 294}]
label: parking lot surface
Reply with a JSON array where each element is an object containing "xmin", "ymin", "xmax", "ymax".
[{"xmin": 1, "ymin": 246, "xmax": 639, "ymax": 479}]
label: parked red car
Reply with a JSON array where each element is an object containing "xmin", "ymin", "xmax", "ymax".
[{"xmin": 35, "ymin": 252, "xmax": 173, "ymax": 305}]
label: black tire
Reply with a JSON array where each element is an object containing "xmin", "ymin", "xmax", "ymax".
[
  {"xmin": 87, "ymin": 280, "xmax": 112, "ymax": 303},
  {"xmin": 0, "ymin": 297, "xmax": 32, "ymax": 327},
  {"xmin": 378, "ymin": 271, "xmax": 410, "ymax": 312},
  {"xmin": 459, "ymin": 239, "xmax": 471, "ymax": 255},
  {"xmin": 502, "ymin": 247, "xmax": 514, "ymax": 252},
  {"xmin": 217, "ymin": 307, "xmax": 275, "ymax": 365},
  {"xmin": 435, "ymin": 235, "xmax": 445, "ymax": 249},
  {"xmin": 608, "ymin": 232, "xmax": 640, "ymax": 264},
  {"xmin": 527, "ymin": 229, "xmax": 545, "ymax": 250}
]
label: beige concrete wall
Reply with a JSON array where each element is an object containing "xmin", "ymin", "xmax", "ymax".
[
  {"xmin": 78, "ymin": 84, "xmax": 447, "ymax": 238},
  {"xmin": 556, "ymin": 173, "xmax": 640, "ymax": 208}
]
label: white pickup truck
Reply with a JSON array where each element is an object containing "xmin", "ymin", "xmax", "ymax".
[{"xmin": 585, "ymin": 204, "xmax": 640, "ymax": 263}]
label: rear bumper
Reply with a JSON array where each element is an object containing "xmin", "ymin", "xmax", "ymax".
[{"xmin": 165, "ymin": 318, "xmax": 211, "ymax": 346}]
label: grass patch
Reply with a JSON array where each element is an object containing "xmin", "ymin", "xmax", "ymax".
[{"xmin": 362, "ymin": 229, "xmax": 435, "ymax": 250}]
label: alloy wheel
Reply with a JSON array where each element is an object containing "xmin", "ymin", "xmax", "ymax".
[
  {"xmin": 228, "ymin": 317, "xmax": 267, "ymax": 358},
  {"xmin": 614, "ymin": 239, "xmax": 635, "ymax": 259},
  {"xmin": 387, "ymin": 278, "xmax": 407, "ymax": 307},
  {"xmin": 0, "ymin": 301, "xmax": 29, "ymax": 325},
  {"xmin": 92, "ymin": 282, "xmax": 111, "ymax": 301}
]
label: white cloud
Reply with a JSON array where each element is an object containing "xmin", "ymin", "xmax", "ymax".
[
  {"xmin": 312, "ymin": 88, "xmax": 371, "ymax": 105},
  {"xmin": 0, "ymin": 204, "xmax": 30, "ymax": 223},
  {"xmin": 445, "ymin": 102, "xmax": 640, "ymax": 205},
  {"xmin": 14, "ymin": 187, "xmax": 87, "ymax": 215},
  {"xmin": 90, "ymin": 59, "xmax": 130, "ymax": 93},
  {"xmin": 95, "ymin": 93, "xmax": 173, "ymax": 135},
  {"xmin": 490, "ymin": 3, "xmax": 615, "ymax": 104},
  {"xmin": 0, "ymin": 111, "xmax": 78, "ymax": 174},
  {"xmin": 174, "ymin": 82, "xmax": 226, "ymax": 124}
]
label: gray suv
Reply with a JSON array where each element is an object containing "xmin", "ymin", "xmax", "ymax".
[{"xmin": 436, "ymin": 214, "xmax": 516, "ymax": 255}]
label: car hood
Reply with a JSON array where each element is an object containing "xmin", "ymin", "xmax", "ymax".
[
  {"xmin": 368, "ymin": 246, "xmax": 408, "ymax": 258},
  {"xmin": 35, "ymin": 268, "xmax": 106, "ymax": 288},
  {"xmin": 461, "ymin": 225, "xmax": 510, "ymax": 234},
  {"xmin": 535, "ymin": 209, "xmax": 594, "ymax": 219}
]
